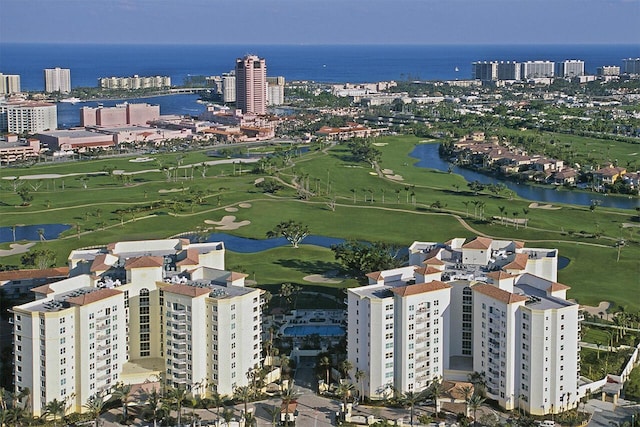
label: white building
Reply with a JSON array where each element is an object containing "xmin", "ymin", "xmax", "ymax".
[
  {"xmin": 557, "ymin": 60, "xmax": 585, "ymax": 78},
  {"xmin": 12, "ymin": 238, "xmax": 262, "ymax": 416},
  {"xmin": 622, "ymin": 58, "xmax": 640, "ymax": 74},
  {"xmin": 267, "ymin": 76, "xmax": 285, "ymax": 106},
  {"xmin": 348, "ymin": 236, "xmax": 580, "ymax": 416},
  {"xmin": 597, "ymin": 66, "xmax": 620, "ymax": 76},
  {"xmin": 44, "ymin": 67, "xmax": 71, "ymax": 93},
  {"xmin": 520, "ymin": 61, "xmax": 555, "ymax": 79},
  {"xmin": 0, "ymin": 73, "xmax": 21, "ymax": 95},
  {"xmin": 98, "ymin": 75, "xmax": 171, "ymax": 89},
  {"xmin": 0, "ymin": 101, "xmax": 57, "ymax": 133}
]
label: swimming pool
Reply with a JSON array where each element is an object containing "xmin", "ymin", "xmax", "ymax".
[{"xmin": 283, "ymin": 325, "xmax": 346, "ymax": 337}]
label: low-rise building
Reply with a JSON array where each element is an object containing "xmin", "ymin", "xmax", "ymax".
[{"xmin": 0, "ymin": 136, "xmax": 41, "ymax": 164}]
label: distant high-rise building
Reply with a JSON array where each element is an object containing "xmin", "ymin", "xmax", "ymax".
[
  {"xmin": 0, "ymin": 73, "xmax": 21, "ymax": 95},
  {"xmin": 44, "ymin": 67, "xmax": 71, "ymax": 93},
  {"xmin": 267, "ymin": 76, "xmax": 285, "ymax": 106},
  {"xmin": 557, "ymin": 60, "xmax": 585, "ymax": 78},
  {"xmin": 222, "ymin": 72, "xmax": 237, "ymax": 103},
  {"xmin": 597, "ymin": 65, "xmax": 620, "ymax": 76},
  {"xmin": 98, "ymin": 75, "xmax": 171, "ymax": 89},
  {"xmin": 520, "ymin": 61, "xmax": 555, "ymax": 79},
  {"xmin": 622, "ymin": 58, "xmax": 640, "ymax": 74},
  {"xmin": 235, "ymin": 55, "xmax": 267, "ymax": 114},
  {"xmin": 473, "ymin": 61, "xmax": 521, "ymax": 81}
]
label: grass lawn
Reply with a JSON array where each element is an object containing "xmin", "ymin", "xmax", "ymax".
[{"xmin": 1, "ymin": 135, "xmax": 638, "ymax": 310}]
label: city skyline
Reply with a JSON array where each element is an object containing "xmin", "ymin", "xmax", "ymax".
[{"xmin": 0, "ymin": 0, "xmax": 639, "ymax": 46}]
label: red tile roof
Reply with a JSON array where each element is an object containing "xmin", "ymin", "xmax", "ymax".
[
  {"xmin": 90, "ymin": 254, "xmax": 112, "ymax": 272},
  {"xmin": 462, "ymin": 236, "xmax": 492, "ymax": 250},
  {"xmin": 163, "ymin": 284, "xmax": 210, "ymax": 297},
  {"xmin": 423, "ymin": 257, "xmax": 445, "ymax": 266},
  {"xmin": 227, "ymin": 272, "xmax": 248, "ymax": 281},
  {"xmin": 0, "ymin": 267, "xmax": 68, "ymax": 281},
  {"xmin": 548, "ymin": 282, "xmax": 571, "ymax": 292},
  {"xmin": 176, "ymin": 249, "xmax": 199, "ymax": 266},
  {"xmin": 124, "ymin": 256, "xmax": 164, "ymax": 270},
  {"xmin": 31, "ymin": 284, "xmax": 55, "ymax": 294},
  {"xmin": 486, "ymin": 271, "xmax": 515, "ymax": 281},
  {"xmin": 503, "ymin": 253, "xmax": 528, "ymax": 270},
  {"xmin": 67, "ymin": 288, "xmax": 122, "ymax": 306},
  {"xmin": 473, "ymin": 283, "xmax": 528, "ymax": 304},
  {"xmin": 391, "ymin": 280, "xmax": 451, "ymax": 297},
  {"xmin": 366, "ymin": 271, "xmax": 384, "ymax": 280},
  {"xmin": 414, "ymin": 266, "xmax": 442, "ymax": 275}
]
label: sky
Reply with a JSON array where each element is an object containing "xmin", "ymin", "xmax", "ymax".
[{"xmin": 0, "ymin": 0, "xmax": 639, "ymax": 45}]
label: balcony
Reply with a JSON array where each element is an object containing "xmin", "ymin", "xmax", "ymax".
[
  {"xmin": 97, "ymin": 334, "xmax": 110, "ymax": 341},
  {"xmin": 97, "ymin": 314, "xmax": 110, "ymax": 322},
  {"xmin": 97, "ymin": 353, "xmax": 111, "ymax": 362},
  {"xmin": 96, "ymin": 322, "xmax": 110, "ymax": 331},
  {"xmin": 416, "ymin": 355, "xmax": 429, "ymax": 363},
  {"xmin": 97, "ymin": 373, "xmax": 111, "ymax": 382}
]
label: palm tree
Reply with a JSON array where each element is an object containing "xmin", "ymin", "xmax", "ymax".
[
  {"xmin": 43, "ymin": 398, "xmax": 66, "ymax": 427},
  {"xmin": 339, "ymin": 360, "xmax": 353, "ymax": 379},
  {"xmin": 429, "ymin": 377, "xmax": 443, "ymax": 415},
  {"xmin": 354, "ymin": 369, "xmax": 367, "ymax": 401},
  {"xmin": 281, "ymin": 381, "xmax": 299, "ymax": 427},
  {"xmin": 167, "ymin": 386, "xmax": 188, "ymax": 426},
  {"xmin": 221, "ymin": 407, "xmax": 235, "ymax": 425},
  {"xmin": 319, "ymin": 356, "xmax": 332, "ymax": 386},
  {"xmin": 83, "ymin": 393, "xmax": 106, "ymax": 427},
  {"xmin": 208, "ymin": 387, "xmax": 224, "ymax": 423},
  {"xmin": 265, "ymin": 404, "xmax": 281, "ymax": 427},
  {"xmin": 498, "ymin": 206, "xmax": 506, "ymax": 225},
  {"xmin": 112, "ymin": 382, "xmax": 132, "ymax": 424},
  {"xmin": 467, "ymin": 394, "xmax": 485, "ymax": 426},
  {"xmin": 399, "ymin": 389, "xmax": 428, "ymax": 426},
  {"xmin": 143, "ymin": 388, "xmax": 163, "ymax": 427},
  {"xmin": 336, "ymin": 382, "xmax": 356, "ymax": 416},
  {"xmin": 234, "ymin": 385, "xmax": 252, "ymax": 421}
]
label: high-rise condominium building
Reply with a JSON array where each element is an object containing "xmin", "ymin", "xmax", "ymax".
[
  {"xmin": 597, "ymin": 66, "xmax": 620, "ymax": 76},
  {"xmin": 472, "ymin": 61, "xmax": 521, "ymax": 81},
  {"xmin": 11, "ymin": 238, "xmax": 263, "ymax": 417},
  {"xmin": 622, "ymin": 58, "xmax": 640, "ymax": 74},
  {"xmin": 235, "ymin": 55, "xmax": 267, "ymax": 114},
  {"xmin": 98, "ymin": 75, "xmax": 171, "ymax": 89},
  {"xmin": 44, "ymin": 67, "xmax": 71, "ymax": 93},
  {"xmin": 520, "ymin": 61, "xmax": 555, "ymax": 79},
  {"xmin": 0, "ymin": 73, "xmax": 21, "ymax": 95},
  {"xmin": 267, "ymin": 76, "xmax": 285, "ymax": 106},
  {"xmin": 348, "ymin": 236, "xmax": 581, "ymax": 416},
  {"xmin": 557, "ymin": 60, "xmax": 585, "ymax": 78},
  {"xmin": 1, "ymin": 101, "xmax": 57, "ymax": 133},
  {"xmin": 223, "ymin": 72, "xmax": 237, "ymax": 103}
]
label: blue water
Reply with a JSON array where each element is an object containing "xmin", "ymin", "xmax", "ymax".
[
  {"xmin": 1, "ymin": 44, "xmax": 638, "ymax": 90},
  {"xmin": 410, "ymin": 143, "xmax": 640, "ymax": 210},
  {"xmin": 205, "ymin": 233, "xmax": 345, "ymax": 253},
  {"xmin": 283, "ymin": 325, "xmax": 345, "ymax": 337},
  {"xmin": 0, "ymin": 224, "xmax": 72, "ymax": 243}
]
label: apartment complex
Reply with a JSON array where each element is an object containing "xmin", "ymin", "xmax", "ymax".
[
  {"xmin": 11, "ymin": 238, "xmax": 262, "ymax": 416},
  {"xmin": 98, "ymin": 75, "xmax": 171, "ymax": 89},
  {"xmin": 44, "ymin": 67, "xmax": 71, "ymax": 93},
  {"xmin": 597, "ymin": 66, "xmax": 621, "ymax": 76},
  {"xmin": 80, "ymin": 103, "xmax": 160, "ymax": 127},
  {"xmin": 0, "ymin": 101, "xmax": 57, "ymax": 133},
  {"xmin": 235, "ymin": 55, "xmax": 267, "ymax": 115},
  {"xmin": 622, "ymin": 58, "xmax": 640, "ymax": 74},
  {"xmin": 0, "ymin": 73, "xmax": 21, "ymax": 95},
  {"xmin": 347, "ymin": 236, "xmax": 580, "ymax": 416},
  {"xmin": 267, "ymin": 76, "xmax": 285, "ymax": 106},
  {"xmin": 556, "ymin": 60, "xmax": 585, "ymax": 78}
]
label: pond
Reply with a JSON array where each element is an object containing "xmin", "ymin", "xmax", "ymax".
[
  {"xmin": 0, "ymin": 224, "xmax": 72, "ymax": 244},
  {"xmin": 410, "ymin": 143, "xmax": 640, "ymax": 210},
  {"xmin": 204, "ymin": 233, "xmax": 345, "ymax": 253}
]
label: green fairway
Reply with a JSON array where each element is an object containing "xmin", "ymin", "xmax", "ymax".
[{"xmin": 1, "ymin": 136, "xmax": 638, "ymax": 311}]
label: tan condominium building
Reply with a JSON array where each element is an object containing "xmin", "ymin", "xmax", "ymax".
[{"xmin": 11, "ymin": 238, "xmax": 263, "ymax": 417}]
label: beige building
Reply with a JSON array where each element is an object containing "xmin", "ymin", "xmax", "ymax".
[
  {"xmin": 12, "ymin": 238, "xmax": 263, "ymax": 416},
  {"xmin": 44, "ymin": 67, "xmax": 71, "ymax": 93}
]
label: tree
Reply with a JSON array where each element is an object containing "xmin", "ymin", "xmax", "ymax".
[
  {"xmin": 234, "ymin": 385, "xmax": 252, "ymax": 422},
  {"xmin": 21, "ymin": 249, "xmax": 56, "ymax": 269},
  {"xmin": 399, "ymin": 389, "xmax": 428, "ymax": 426},
  {"xmin": 267, "ymin": 220, "xmax": 309, "ymax": 248},
  {"xmin": 355, "ymin": 369, "xmax": 367, "ymax": 401},
  {"xmin": 498, "ymin": 206, "xmax": 506, "ymax": 225},
  {"xmin": 347, "ymin": 138, "xmax": 381, "ymax": 167},
  {"xmin": 281, "ymin": 381, "xmax": 299, "ymax": 427},
  {"xmin": 339, "ymin": 360, "xmax": 353, "ymax": 379},
  {"xmin": 83, "ymin": 393, "xmax": 106, "ymax": 427},
  {"xmin": 466, "ymin": 394, "xmax": 485, "ymax": 426},
  {"xmin": 331, "ymin": 240, "xmax": 407, "ymax": 278},
  {"xmin": 166, "ymin": 386, "xmax": 188, "ymax": 426},
  {"xmin": 428, "ymin": 377, "xmax": 443, "ymax": 414},
  {"xmin": 142, "ymin": 388, "xmax": 164, "ymax": 427},
  {"xmin": 16, "ymin": 188, "xmax": 33, "ymax": 206},
  {"xmin": 112, "ymin": 382, "xmax": 132, "ymax": 424},
  {"xmin": 319, "ymin": 355, "xmax": 332, "ymax": 385},
  {"xmin": 336, "ymin": 382, "xmax": 356, "ymax": 417},
  {"xmin": 44, "ymin": 398, "xmax": 66, "ymax": 427},
  {"xmin": 265, "ymin": 404, "xmax": 281, "ymax": 427},
  {"xmin": 467, "ymin": 372, "xmax": 486, "ymax": 397}
]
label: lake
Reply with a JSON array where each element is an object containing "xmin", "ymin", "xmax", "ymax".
[{"xmin": 410, "ymin": 144, "xmax": 640, "ymax": 210}]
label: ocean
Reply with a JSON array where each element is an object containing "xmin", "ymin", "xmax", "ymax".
[{"xmin": 1, "ymin": 43, "xmax": 638, "ymax": 90}]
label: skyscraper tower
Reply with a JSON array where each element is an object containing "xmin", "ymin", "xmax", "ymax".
[
  {"xmin": 44, "ymin": 67, "xmax": 71, "ymax": 93},
  {"xmin": 235, "ymin": 55, "xmax": 267, "ymax": 114}
]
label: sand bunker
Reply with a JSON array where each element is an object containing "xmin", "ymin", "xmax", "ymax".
[
  {"xmin": 369, "ymin": 172, "xmax": 377, "ymax": 176},
  {"xmin": 159, "ymin": 188, "xmax": 188, "ymax": 193},
  {"xmin": 0, "ymin": 242, "xmax": 35, "ymax": 257},
  {"xmin": 529, "ymin": 202, "xmax": 561, "ymax": 210},
  {"xmin": 238, "ymin": 203, "xmax": 252, "ymax": 208},
  {"xmin": 2, "ymin": 172, "xmax": 107, "ymax": 180},
  {"xmin": 225, "ymin": 207, "xmax": 239, "ymax": 212},
  {"xmin": 303, "ymin": 270, "xmax": 343, "ymax": 284},
  {"xmin": 129, "ymin": 157, "xmax": 154, "ymax": 163},
  {"xmin": 204, "ymin": 216, "xmax": 251, "ymax": 230},
  {"xmin": 580, "ymin": 301, "xmax": 611, "ymax": 316},
  {"xmin": 372, "ymin": 142, "xmax": 388, "ymax": 146},
  {"xmin": 386, "ymin": 174, "xmax": 404, "ymax": 181},
  {"xmin": 382, "ymin": 169, "xmax": 394, "ymax": 174},
  {"xmin": 254, "ymin": 178, "xmax": 265, "ymax": 185},
  {"xmin": 622, "ymin": 222, "xmax": 640, "ymax": 228}
]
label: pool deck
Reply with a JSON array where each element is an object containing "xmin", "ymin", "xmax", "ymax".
[{"xmin": 276, "ymin": 309, "xmax": 346, "ymax": 337}]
